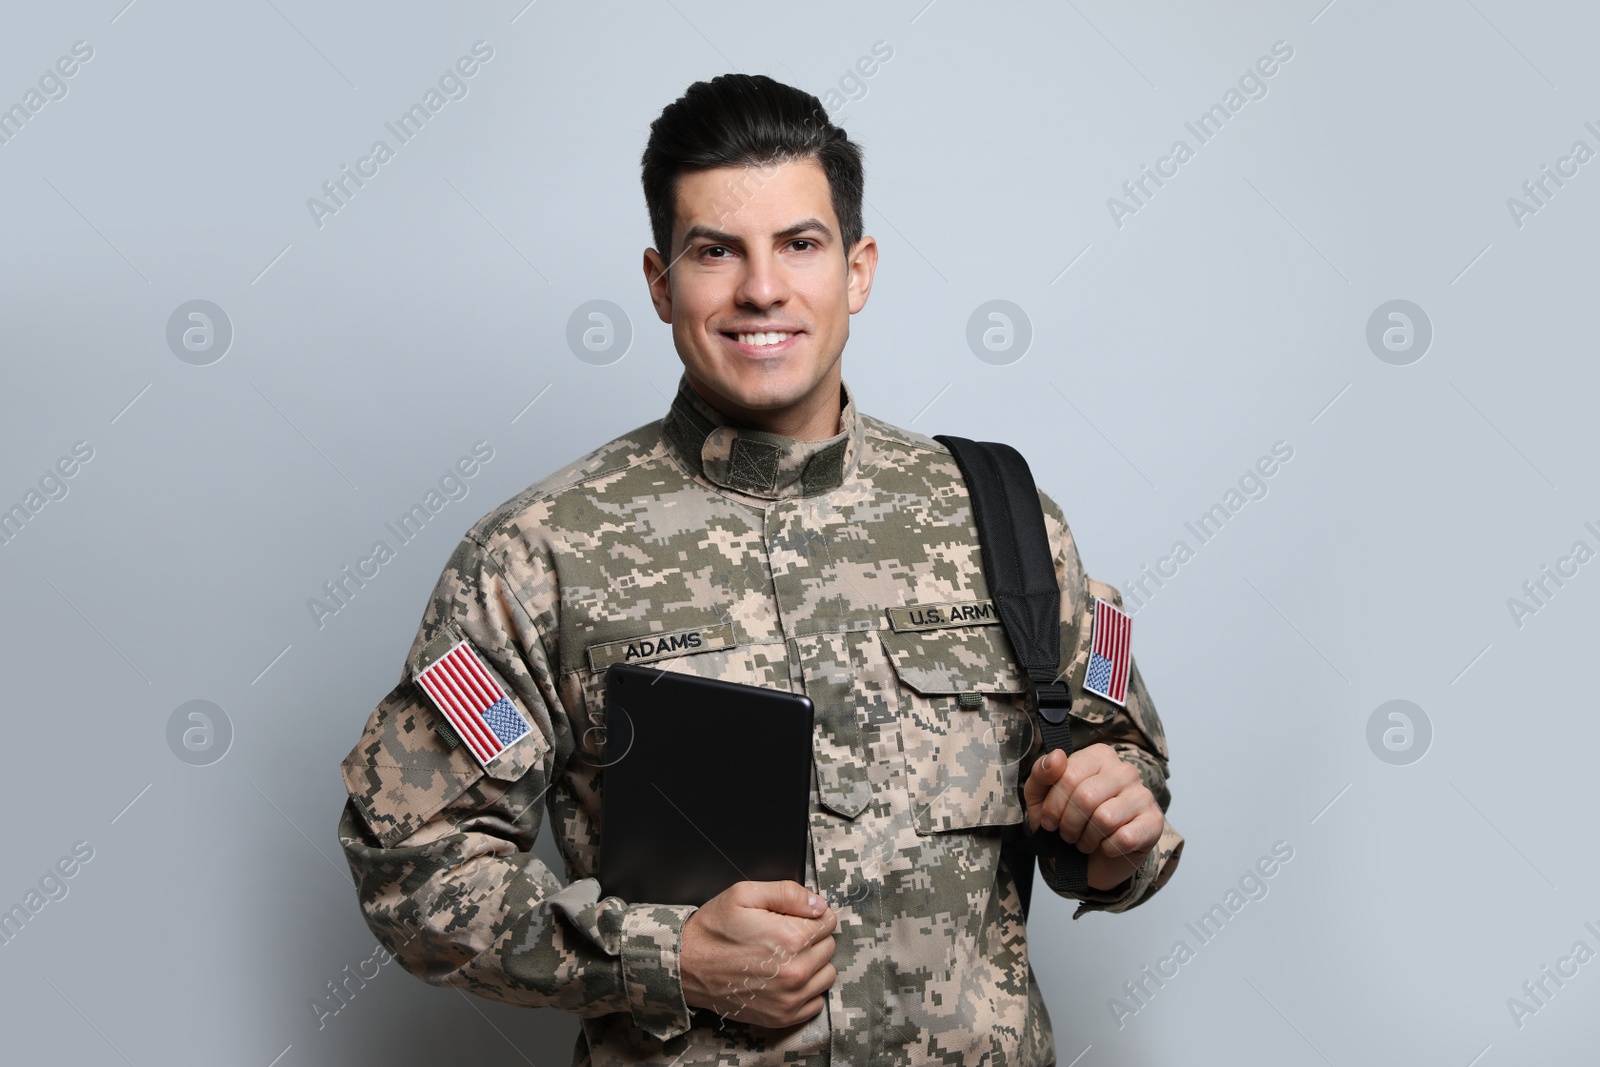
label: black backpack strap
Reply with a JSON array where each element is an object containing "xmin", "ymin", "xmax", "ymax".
[{"xmin": 934, "ymin": 435, "xmax": 1090, "ymax": 912}]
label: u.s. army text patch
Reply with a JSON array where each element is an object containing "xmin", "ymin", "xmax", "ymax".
[
  {"xmin": 586, "ymin": 621, "xmax": 736, "ymax": 670},
  {"xmin": 886, "ymin": 599, "xmax": 1001, "ymax": 633}
]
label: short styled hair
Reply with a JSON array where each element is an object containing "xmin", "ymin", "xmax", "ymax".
[{"xmin": 640, "ymin": 73, "xmax": 865, "ymax": 262}]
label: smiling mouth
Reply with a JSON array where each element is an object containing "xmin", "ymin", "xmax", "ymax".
[{"xmin": 723, "ymin": 330, "xmax": 799, "ymax": 348}]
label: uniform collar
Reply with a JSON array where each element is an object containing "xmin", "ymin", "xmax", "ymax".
[{"xmin": 662, "ymin": 375, "xmax": 862, "ymax": 499}]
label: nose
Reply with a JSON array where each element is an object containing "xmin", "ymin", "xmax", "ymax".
[{"xmin": 733, "ymin": 245, "xmax": 790, "ymax": 311}]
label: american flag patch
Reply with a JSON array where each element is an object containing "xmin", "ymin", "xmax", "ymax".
[
  {"xmin": 1082, "ymin": 598, "xmax": 1132, "ymax": 707},
  {"xmin": 414, "ymin": 641, "xmax": 531, "ymax": 769}
]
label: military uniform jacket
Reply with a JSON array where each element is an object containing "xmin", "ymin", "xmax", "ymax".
[{"xmin": 338, "ymin": 377, "xmax": 1183, "ymax": 1066}]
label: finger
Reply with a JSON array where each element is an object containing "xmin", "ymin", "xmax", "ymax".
[
  {"xmin": 1045, "ymin": 755, "xmax": 1137, "ymax": 837},
  {"xmin": 792, "ymin": 910, "xmax": 838, "ymax": 951},
  {"xmin": 1037, "ymin": 750, "xmax": 1101, "ymax": 831},
  {"xmin": 789, "ymin": 933, "xmax": 837, "ymax": 978},
  {"xmin": 766, "ymin": 959, "xmax": 835, "ymax": 1027},
  {"xmin": 1043, "ymin": 766, "xmax": 1113, "ymax": 838},
  {"xmin": 744, "ymin": 879, "xmax": 827, "ymax": 919},
  {"xmin": 1074, "ymin": 790, "xmax": 1142, "ymax": 855},
  {"xmin": 1022, "ymin": 749, "xmax": 1066, "ymax": 810},
  {"xmin": 789, "ymin": 992, "xmax": 828, "ymax": 1026},
  {"xmin": 1096, "ymin": 808, "xmax": 1164, "ymax": 860},
  {"xmin": 796, "ymin": 960, "xmax": 838, "ymax": 1002},
  {"xmin": 757, "ymin": 901, "xmax": 836, "ymax": 962}
]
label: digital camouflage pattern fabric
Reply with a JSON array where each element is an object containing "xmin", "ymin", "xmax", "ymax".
[{"xmin": 337, "ymin": 376, "xmax": 1184, "ymax": 1065}]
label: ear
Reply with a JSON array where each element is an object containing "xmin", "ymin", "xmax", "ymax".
[
  {"xmin": 845, "ymin": 235, "xmax": 878, "ymax": 315},
  {"xmin": 643, "ymin": 247, "xmax": 673, "ymax": 324}
]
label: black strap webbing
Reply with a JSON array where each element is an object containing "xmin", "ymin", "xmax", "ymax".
[{"xmin": 935, "ymin": 435, "xmax": 1090, "ymax": 914}]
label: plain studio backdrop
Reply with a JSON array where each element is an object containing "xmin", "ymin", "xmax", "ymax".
[{"xmin": 2, "ymin": 2, "xmax": 1596, "ymax": 1064}]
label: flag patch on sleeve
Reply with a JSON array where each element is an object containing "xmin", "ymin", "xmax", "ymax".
[
  {"xmin": 1082, "ymin": 598, "xmax": 1132, "ymax": 707},
  {"xmin": 414, "ymin": 640, "xmax": 531, "ymax": 769}
]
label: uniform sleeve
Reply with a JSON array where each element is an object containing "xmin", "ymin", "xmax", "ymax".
[
  {"xmin": 335, "ymin": 534, "xmax": 699, "ymax": 1041},
  {"xmin": 1031, "ymin": 492, "xmax": 1184, "ymax": 919}
]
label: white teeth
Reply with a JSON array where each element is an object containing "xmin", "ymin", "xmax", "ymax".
[{"xmin": 735, "ymin": 331, "xmax": 793, "ymax": 347}]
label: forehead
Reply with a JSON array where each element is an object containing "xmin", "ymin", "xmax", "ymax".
[{"xmin": 673, "ymin": 157, "xmax": 838, "ymax": 238}]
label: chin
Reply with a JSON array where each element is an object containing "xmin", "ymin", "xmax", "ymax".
[
  {"xmin": 705, "ymin": 365, "xmax": 812, "ymax": 410},
  {"xmin": 721, "ymin": 380, "xmax": 805, "ymax": 413}
]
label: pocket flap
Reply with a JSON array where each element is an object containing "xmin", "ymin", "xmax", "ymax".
[
  {"xmin": 881, "ymin": 624, "xmax": 1026, "ymax": 695},
  {"xmin": 340, "ymin": 685, "xmax": 475, "ymax": 847}
]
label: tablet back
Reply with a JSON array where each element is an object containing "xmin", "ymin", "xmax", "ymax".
[{"xmin": 599, "ymin": 662, "xmax": 815, "ymax": 906}]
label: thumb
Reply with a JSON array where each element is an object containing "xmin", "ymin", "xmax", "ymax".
[
  {"xmin": 1023, "ymin": 749, "xmax": 1066, "ymax": 808},
  {"xmin": 745, "ymin": 879, "xmax": 826, "ymax": 918}
]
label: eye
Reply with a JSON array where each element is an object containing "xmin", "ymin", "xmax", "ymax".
[
  {"xmin": 790, "ymin": 239, "xmax": 817, "ymax": 252},
  {"xmin": 703, "ymin": 244, "xmax": 735, "ymax": 259}
]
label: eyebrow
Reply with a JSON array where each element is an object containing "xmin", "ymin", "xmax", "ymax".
[{"xmin": 680, "ymin": 217, "xmax": 834, "ymax": 249}]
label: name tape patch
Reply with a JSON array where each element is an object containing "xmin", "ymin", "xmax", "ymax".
[
  {"xmin": 586, "ymin": 621, "xmax": 736, "ymax": 671},
  {"xmin": 886, "ymin": 599, "xmax": 1001, "ymax": 633}
]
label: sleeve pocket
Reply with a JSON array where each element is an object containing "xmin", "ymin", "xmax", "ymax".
[{"xmin": 341, "ymin": 624, "xmax": 548, "ymax": 848}]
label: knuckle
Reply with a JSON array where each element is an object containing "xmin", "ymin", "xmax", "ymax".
[{"xmin": 1060, "ymin": 797, "xmax": 1090, "ymax": 826}]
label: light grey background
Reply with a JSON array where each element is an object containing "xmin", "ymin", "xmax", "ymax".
[{"xmin": 2, "ymin": 1, "xmax": 1594, "ymax": 1064}]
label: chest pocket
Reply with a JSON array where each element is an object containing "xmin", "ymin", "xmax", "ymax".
[{"xmin": 882, "ymin": 624, "xmax": 1032, "ymax": 834}]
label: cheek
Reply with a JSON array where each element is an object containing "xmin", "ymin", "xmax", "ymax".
[
  {"xmin": 669, "ymin": 281, "xmax": 723, "ymax": 334},
  {"xmin": 672, "ymin": 316, "xmax": 708, "ymax": 359},
  {"xmin": 812, "ymin": 280, "xmax": 852, "ymax": 320}
]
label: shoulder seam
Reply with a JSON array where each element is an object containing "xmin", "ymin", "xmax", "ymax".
[
  {"xmin": 863, "ymin": 427, "xmax": 949, "ymax": 456},
  {"xmin": 470, "ymin": 445, "xmax": 669, "ymax": 548}
]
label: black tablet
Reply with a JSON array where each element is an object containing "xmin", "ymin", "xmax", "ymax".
[{"xmin": 599, "ymin": 662, "xmax": 815, "ymax": 906}]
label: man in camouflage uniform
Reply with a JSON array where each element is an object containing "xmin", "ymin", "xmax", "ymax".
[{"xmin": 338, "ymin": 73, "xmax": 1182, "ymax": 1065}]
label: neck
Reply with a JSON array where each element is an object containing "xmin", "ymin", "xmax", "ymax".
[{"xmin": 684, "ymin": 372, "xmax": 843, "ymax": 441}]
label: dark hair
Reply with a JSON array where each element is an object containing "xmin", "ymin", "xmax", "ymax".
[{"xmin": 640, "ymin": 73, "xmax": 865, "ymax": 262}]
